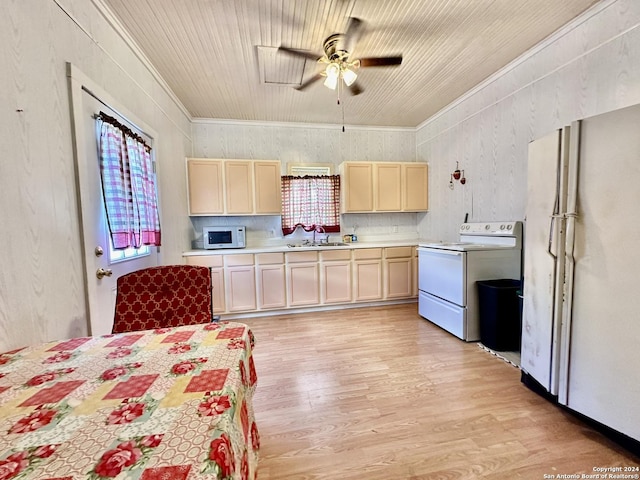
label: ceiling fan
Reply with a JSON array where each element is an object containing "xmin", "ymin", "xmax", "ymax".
[{"xmin": 279, "ymin": 17, "xmax": 402, "ymax": 96}]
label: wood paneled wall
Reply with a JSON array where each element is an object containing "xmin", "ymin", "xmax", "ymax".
[
  {"xmin": 191, "ymin": 121, "xmax": 419, "ymax": 241},
  {"xmin": 0, "ymin": 0, "xmax": 192, "ymax": 351},
  {"xmin": 416, "ymin": 0, "xmax": 640, "ymax": 242},
  {"xmin": 192, "ymin": 121, "xmax": 416, "ymax": 165}
]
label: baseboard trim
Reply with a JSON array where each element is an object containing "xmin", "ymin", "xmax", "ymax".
[{"xmin": 218, "ymin": 299, "xmax": 417, "ymax": 321}]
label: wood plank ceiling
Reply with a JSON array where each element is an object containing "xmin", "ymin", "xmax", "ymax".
[{"xmin": 102, "ymin": 0, "xmax": 600, "ymax": 127}]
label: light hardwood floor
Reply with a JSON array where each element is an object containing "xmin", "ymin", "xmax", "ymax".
[{"xmin": 242, "ymin": 304, "xmax": 638, "ymax": 479}]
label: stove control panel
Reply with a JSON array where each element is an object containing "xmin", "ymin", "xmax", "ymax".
[{"xmin": 459, "ymin": 221, "xmax": 522, "ymax": 236}]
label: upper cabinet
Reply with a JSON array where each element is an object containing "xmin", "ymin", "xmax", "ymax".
[
  {"xmin": 254, "ymin": 161, "xmax": 283, "ymax": 214},
  {"xmin": 402, "ymin": 163, "xmax": 429, "ymax": 211},
  {"xmin": 224, "ymin": 161, "xmax": 254, "ymax": 214},
  {"xmin": 187, "ymin": 159, "xmax": 224, "ymax": 215},
  {"xmin": 374, "ymin": 163, "xmax": 403, "ymax": 211},
  {"xmin": 340, "ymin": 161, "xmax": 428, "ymax": 213},
  {"xmin": 341, "ymin": 162, "xmax": 374, "ymax": 212},
  {"xmin": 187, "ymin": 158, "xmax": 282, "ymax": 216}
]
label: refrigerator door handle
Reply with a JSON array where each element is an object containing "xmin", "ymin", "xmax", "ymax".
[
  {"xmin": 549, "ymin": 125, "xmax": 572, "ymax": 396},
  {"xmin": 547, "ymin": 124, "xmax": 570, "ymax": 261},
  {"xmin": 547, "ymin": 214, "xmax": 560, "ymax": 259},
  {"xmin": 557, "ymin": 120, "xmax": 581, "ymax": 405}
]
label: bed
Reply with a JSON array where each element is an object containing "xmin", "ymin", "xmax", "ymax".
[{"xmin": 0, "ymin": 321, "xmax": 258, "ymax": 479}]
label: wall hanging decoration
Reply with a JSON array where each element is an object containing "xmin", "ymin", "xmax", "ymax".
[{"xmin": 449, "ymin": 162, "xmax": 467, "ymax": 189}]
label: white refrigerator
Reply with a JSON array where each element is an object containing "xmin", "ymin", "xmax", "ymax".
[{"xmin": 521, "ymin": 104, "xmax": 640, "ymax": 444}]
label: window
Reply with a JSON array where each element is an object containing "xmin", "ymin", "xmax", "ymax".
[
  {"xmin": 97, "ymin": 112, "xmax": 161, "ymax": 250},
  {"xmin": 109, "ymin": 240, "xmax": 149, "ymax": 263},
  {"xmin": 287, "ymin": 163, "xmax": 333, "ymax": 176},
  {"xmin": 281, "ymin": 175, "xmax": 340, "ymax": 235}
]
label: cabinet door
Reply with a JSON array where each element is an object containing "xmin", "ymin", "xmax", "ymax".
[
  {"xmin": 184, "ymin": 255, "xmax": 225, "ymax": 313},
  {"xmin": 343, "ymin": 162, "xmax": 373, "ymax": 212},
  {"xmin": 211, "ymin": 268, "xmax": 226, "ymax": 313},
  {"xmin": 225, "ymin": 161, "xmax": 253, "ymax": 214},
  {"xmin": 353, "ymin": 260, "xmax": 382, "ymax": 301},
  {"xmin": 254, "ymin": 161, "xmax": 282, "ymax": 214},
  {"xmin": 384, "ymin": 257, "xmax": 412, "ymax": 298},
  {"xmin": 287, "ymin": 263, "xmax": 319, "ymax": 306},
  {"xmin": 321, "ymin": 261, "xmax": 352, "ymax": 304},
  {"xmin": 226, "ymin": 266, "xmax": 256, "ymax": 311},
  {"xmin": 187, "ymin": 159, "xmax": 224, "ymax": 214},
  {"xmin": 412, "ymin": 248, "xmax": 418, "ymax": 297},
  {"xmin": 403, "ymin": 163, "xmax": 428, "ymax": 211},
  {"xmin": 257, "ymin": 264, "xmax": 286, "ymax": 309},
  {"xmin": 375, "ymin": 163, "xmax": 402, "ymax": 211}
]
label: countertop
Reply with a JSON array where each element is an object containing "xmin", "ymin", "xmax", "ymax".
[{"xmin": 183, "ymin": 239, "xmax": 423, "ymax": 256}]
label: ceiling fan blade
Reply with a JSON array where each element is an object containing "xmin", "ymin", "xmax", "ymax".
[
  {"xmin": 358, "ymin": 56, "xmax": 403, "ymax": 67},
  {"xmin": 295, "ymin": 73, "xmax": 324, "ymax": 91},
  {"xmin": 278, "ymin": 46, "xmax": 321, "ymax": 61},
  {"xmin": 348, "ymin": 81, "xmax": 363, "ymax": 96},
  {"xmin": 343, "ymin": 17, "xmax": 364, "ymax": 54}
]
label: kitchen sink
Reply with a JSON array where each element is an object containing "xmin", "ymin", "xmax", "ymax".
[{"xmin": 287, "ymin": 242, "xmax": 348, "ymax": 248}]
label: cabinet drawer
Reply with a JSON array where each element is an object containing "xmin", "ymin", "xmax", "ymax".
[
  {"xmin": 320, "ymin": 250, "xmax": 351, "ymax": 262},
  {"xmin": 225, "ymin": 254, "xmax": 254, "ymax": 267},
  {"xmin": 385, "ymin": 246, "xmax": 413, "ymax": 258},
  {"xmin": 185, "ymin": 255, "xmax": 223, "ymax": 268},
  {"xmin": 286, "ymin": 251, "xmax": 319, "ymax": 263},
  {"xmin": 255, "ymin": 252, "xmax": 284, "ymax": 265},
  {"xmin": 353, "ymin": 248, "xmax": 382, "ymax": 260}
]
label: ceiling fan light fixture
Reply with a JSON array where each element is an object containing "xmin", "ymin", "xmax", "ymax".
[
  {"xmin": 324, "ymin": 63, "xmax": 340, "ymax": 90},
  {"xmin": 342, "ymin": 68, "xmax": 357, "ymax": 86},
  {"xmin": 324, "ymin": 74, "xmax": 338, "ymax": 90}
]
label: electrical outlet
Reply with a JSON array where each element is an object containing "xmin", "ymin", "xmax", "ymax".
[{"xmin": 393, "ymin": 225, "xmax": 398, "ymax": 233}]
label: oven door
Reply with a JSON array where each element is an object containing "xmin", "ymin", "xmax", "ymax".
[{"xmin": 418, "ymin": 248, "xmax": 466, "ymax": 306}]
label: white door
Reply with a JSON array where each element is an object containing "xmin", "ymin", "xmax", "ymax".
[
  {"xmin": 562, "ymin": 105, "xmax": 640, "ymax": 441},
  {"xmin": 521, "ymin": 127, "xmax": 569, "ymax": 394},
  {"xmin": 73, "ymin": 87, "xmax": 158, "ymax": 336}
]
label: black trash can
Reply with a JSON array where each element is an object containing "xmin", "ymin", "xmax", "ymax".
[{"xmin": 477, "ymin": 279, "xmax": 522, "ymax": 351}]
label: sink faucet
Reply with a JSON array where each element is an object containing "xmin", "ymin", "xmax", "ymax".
[{"xmin": 313, "ymin": 225, "xmax": 326, "ymax": 244}]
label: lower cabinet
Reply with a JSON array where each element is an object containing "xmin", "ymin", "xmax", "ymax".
[
  {"xmin": 210, "ymin": 269, "xmax": 226, "ymax": 314},
  {"xmin": 353, "ymin": 248, "xmax": 383, "ymax": 301},
  {"xmin": 185, "ymin": 255, "xmax": 225, "ymax": 313},
  {"xmin": 320, "ymin": 250, "xmax": 352, "ymax": 304},
  {"xmin": 286, "ymin": 251, "xmax": 320, "ymax": 307},
  {"xmin": 412, "ymin": 247, "xmax": 418, "ymax": 297},
  {"xmin": 256, "ymin": 253, "xmax": 286, "ymax": 309},
  {"xmin": 224, "ymin": 254, "xmax": 256, "ymax": 312},
  {"xmin": 384, "ymin": 247, "xmax": 413, "ymax": 299},
  {"xmin": 185, "ymin": 245, "xmax": 416, "ymax": 315}
]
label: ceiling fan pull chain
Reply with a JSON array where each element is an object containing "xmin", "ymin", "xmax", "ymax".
[{"xmin": 338, "ymin": 82, "xmax": 346, "ymax": 132}]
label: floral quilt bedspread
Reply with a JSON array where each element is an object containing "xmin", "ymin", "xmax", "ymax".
[{"xmin": 0, "ymin": 322, "xmax": 258, "ymax": 480}]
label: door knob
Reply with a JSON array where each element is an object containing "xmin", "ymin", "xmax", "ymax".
[{"xmin": 96, "ymin": 268, "xmax": 113, "ymax": 279}]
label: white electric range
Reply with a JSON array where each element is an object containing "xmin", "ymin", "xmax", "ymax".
[{"xmin": 417, "ymin": 222, "xmax": 523, "ymax": 341}]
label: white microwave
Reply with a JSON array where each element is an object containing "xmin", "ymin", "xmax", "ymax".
[{"xmin": 203, "ymin": 226, "xmax": 246, "ymax": 249}]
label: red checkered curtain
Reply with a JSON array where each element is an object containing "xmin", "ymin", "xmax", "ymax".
[
  {"xmin": 97, "ymin": 112, "xmax": 161, "ymax": 249},
  {"xmin": 281, "ymin": 175, "xmax": 340, "ymax": 235}
]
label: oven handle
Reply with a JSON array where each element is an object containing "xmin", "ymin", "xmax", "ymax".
[{"xmin": 418, "ymin": 248, "xmax": 463, "ymax": 256}]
